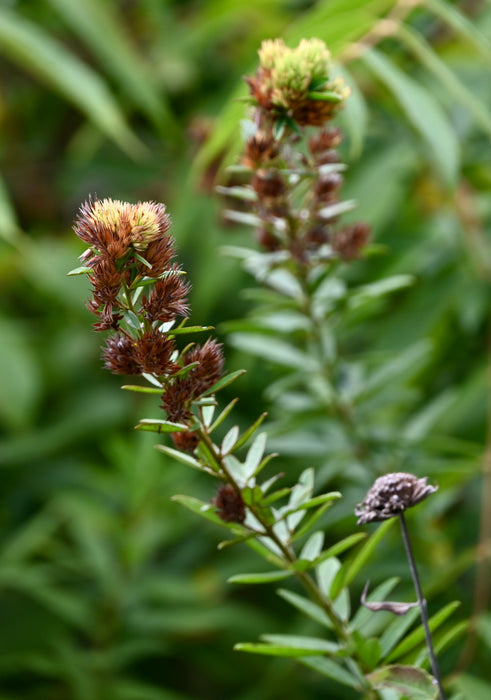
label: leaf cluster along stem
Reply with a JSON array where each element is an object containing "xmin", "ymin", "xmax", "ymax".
[{"xmin": 196, "ymin": 420, "xmax": 383, "ymax": 698}]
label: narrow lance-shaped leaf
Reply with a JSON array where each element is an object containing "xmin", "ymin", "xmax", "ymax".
[
  {"xmin": 135, "ymin": 419, "xmax": 190, "ymax": 433},
  {"xmin": 0, "ymin": 8, "xmax": 144, "ymax": 158},
  {"xmin": 425, "ymin": 0, "xmax": 491, "ymax": 63},
  {"xmin": 387, "ymin": 601, "xmax": 461, "ymax": 662},
  {"xmin": 202, "ymin": 369, "xmax": 247, "ymax": 397},
  {"xmin": 397, "ymin": 23, "xmax": 491, "ymax": 138},
  {"xmin": 228, "ymin": 570, "xmax": 293, "ymax": 584},
  {"xmin": 361, "ymin": 48, "xmax": 459, "ymax": 186},
  {"xmin": 233, "ymin": 412, "xmax": 268, "ymax": 451},
  {"xmin": 45, "ymin": 0, "xmax": 179, "ymax": 136},
  {"xmin": 330, "ymin": 519, "xmax": 395, "ymax": 599},
  {"xmin": 277, "ymin": 588, "xmax": 334, "ymax": 630}
]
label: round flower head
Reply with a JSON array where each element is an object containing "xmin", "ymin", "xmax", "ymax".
[
  {"xmin": 74, "ymin": 197, "xmax": 171, "ymax": 256},
  {"xmin": 247, "ymin": 38, "xmax": 350, "ymax": 127},
  {"xmin": 355, "ymin": 472, "xmax": 438, "ymax": 525}
]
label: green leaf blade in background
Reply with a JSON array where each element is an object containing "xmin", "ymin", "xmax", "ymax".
[
  {"xmin": 361, "ymin": 47, "xmax": 460, "ymax": 186},
  {"xmin": 0, "ymin": 7, "xmax": 144, "ymax": 158},
  {"xmin": 44, "ymin": 0, "xmax": 179, "ymax": 138}
]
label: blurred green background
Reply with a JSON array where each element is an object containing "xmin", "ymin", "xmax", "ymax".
[{"xmin": 1, "ymin": 1, "xmax": 491, "ymax": 698}]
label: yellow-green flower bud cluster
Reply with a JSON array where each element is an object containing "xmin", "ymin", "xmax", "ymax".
[{"xmin": 257, "ymin": 38, "xmax": 349, "ymax": 111}]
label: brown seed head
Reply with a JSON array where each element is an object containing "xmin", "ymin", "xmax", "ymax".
[
  {"xmin": 141, "ymin": 271, "xmax": 190, "ymax": 323},
  {"xmin": 134, "ymin": 330, "xmax": 177, "ymax": 376},
  {"xmin": 308, "ymin": 127, "xmax": 343, "ymax": 154},
  {"xmin": 355, "ymin": 472, "xmax": 438, "ymax": 525},
  {"xmin": 314, "ymin": 172, "xmax": 343, "ymax": 203},
  {"xmin": 102, "ymin": 334, "xmax": 141, "ymax": 375},
  {"xmin": 242, "ymin": 130, "xmax": 279, "ymax": 168},
  {"xmin": 161, "ymin": 379, "xmax": 193, "ymax": 424},
  {"xmin": 213, "ymin": 484, "xmax": 246, "ymax": 524},
  {"xmin": 332, "ymin": 222, "xmax": 370, "ymax": 260},
  {"xmin": 184, "ymin": 339, "xmax": 224, "ymax": 396},
  {"xmin": 171, "ymin": 430, "xmax": 200, "ymax": 453},
  {"xmin": 251, "ymin": 170, "xmax": 286, "ymax": 199}
]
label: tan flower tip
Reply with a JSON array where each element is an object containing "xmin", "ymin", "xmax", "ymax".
[{"xmin": 355, "ymin": 472, "xmax": 438, "ymax": 525}]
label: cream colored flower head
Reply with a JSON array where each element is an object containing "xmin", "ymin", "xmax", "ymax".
[{"xmin": 86, "ymin": 198, "xmax": 171, "ymax": 252}]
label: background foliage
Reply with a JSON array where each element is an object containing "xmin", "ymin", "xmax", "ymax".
[{"xmin": 0, "ymin": 0, "xmax": 490, "ymax": 698}]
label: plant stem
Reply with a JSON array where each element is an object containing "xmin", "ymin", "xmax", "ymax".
[
  {"xmin": 398, "ymin": 513, "xmax": 446, "ymax": 700},
  {"xmin": 196, "ymin": 419, "xmax": 384, "ymax": 698}
]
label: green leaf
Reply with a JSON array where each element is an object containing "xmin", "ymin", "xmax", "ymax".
[
  {"xmin": 215, "ymin": 185, "xmax": 257, "ymax": 201},
  {"xmin": 66, "ymin": 265, "xmax": 92, "ymax": 276},
  {"xmin": 243, "ymin": 432, "xmax": 268, "ymax": 479},
  {"xmin": 293, "ymin": 502, "xmax": 337, "ymax": 541},
  {"xmin": 0, "ymin": 8, "xmax": 144, "ymax": 158},
  {"xmin": 379, "ymin": 607, "xmax": 421, "ymax": 659},
  {"xmin": 169, "ymin": 325, "xmax": 214, "ymax": 335},
  {"xmin": 317, "ymin": 558, "xmax": 350, "ymax": 621},
  {"xmin": 135, "ymin": 419, "xmax": 190, "ymax": 433},
  {"xmin": 416, "ymin": 620, "xmax": 467, "ymax": 665},
  {"xmin": 271, "ymin": 114, "xmax": 286, "ymax": 140},
  {"xmin": 425, "ymin": 0, "xmax": 491, "ymax": 63},
  {"xmin": 331, "ymin": 519, "xmax": 395, "ymax": 598},
  {"xmin": 367, "ymin": 664, "xmax": 438, "ymax": 699},
  {"xmin": 229, "ymin": 334, "xmax": 318, "ymax": 371},
  {"xmin": 311, "ymin": 533, "xmax": 367, "ymax": 566},
  {"xmin": 0, "ymin": 172, "xmax": 21, "ymax": 243},
  {"xmin": 121, "ymin": 385, "xmax": 163, "ymax": 395},
  {"xmin": 0, "ymin": 318, "xmax": 41, "ymax": 430},
  {"xmin": 233, "ymin": 412, "xmax": 268, "ymax": 451},
  {"xmin": 387, "ymin": 601, "xmax": 461, "ymax": 662},
  {"xmin": 228, "ymin": 570, "xmax": 293, "ymax": 584},
  {"xmin": 307, "ymin": 90, "xmax": 344, "ymax": 102},
  {"xmin": 351, "ymin": 577, "xmax": 401, "ymax": 631},
  {"xmin": 348, "ymin": 275, "xmax": 415, "ymax": 309},
  {"xmin": 263, "ymin": 633, "xmax": 339, "ymax": 654},
  {"xmin": 221, "ymin": 425, "xmax": 240, "ymax": 455},
  {"xmin": 317, "ymin": 199, "xmax": 357, "ymax": 220},
  {"xmin": 352, "ymin": 630, "xmax": 382, "ymax": 670},
  {"xmin": 209, "ymin": 398, "xmax": 239, "ymax": 433},
  {"xmin": 201, "ymin": 369, "xmax": 247, "ymax": 396},
  {"xmin": 361, "ymin": 48, "xmax": 459, "ymax": 185},
  {"xmin": 155, "ymin": 445, "xmax": 203, "ymax": 470},
  {"xmin": 299, "ymin": 656, "xmax": 359, "ymax": 689},
  {"xmin": 277, "ymin": 588, "xmax": 334, "ymax": 630},
  {"xmin": 171, "ymin": 494, "xmax": 231, "ymax": 529},
  {"xmin": 452, "ymin": 673, "xmax": 491, "ymax": 700},
  {"xmin": 397, "ymin": 23, "xmax": 491, "ymax": 138},
  {"xmin": 262, "ymin": 487, "xmax": 292, "ymax": 507},
  {"xmin": 299, "ymin": 531, "xmax": 325, "ymax": 562},
  {"xmin": 295, "ymin": 492, "xmax": 342, "ymax": 512},
  {"xmin": 45, "ymin": 0, "xmax": 178, "ymax": 136},
  {"xmin": 223, "ymin": 210, "xmax": 262, "ymax": 227}
]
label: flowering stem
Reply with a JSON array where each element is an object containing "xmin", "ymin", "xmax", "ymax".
[
  {"xmin": 398, "ymin": 513, "xmax": 446, "ymax": 700},
  {"xmin": 195, "ymin": 420, "xmax": 385, "ymax": 698}
]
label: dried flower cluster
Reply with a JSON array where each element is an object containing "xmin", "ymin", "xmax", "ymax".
[
  {"xmin": 212, "ymin": 484, "xmax": 246, "ymax": 524},
  {"xmin": 223, "ymin": 38, "xmax": 370, "ymax": 265},
  {"xmin": 355, "ymin": 472, "xmax": 438, "ymax": 525},
  {"xmin": 73, "ymin": 197, "xmax": 224, "ymax": 450}
]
